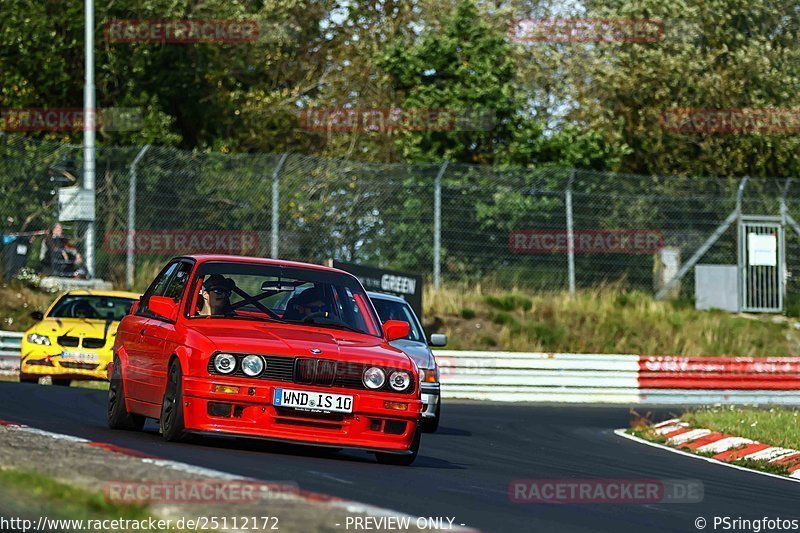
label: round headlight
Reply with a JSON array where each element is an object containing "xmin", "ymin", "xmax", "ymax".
[
  {"xmin": 213, "ymin": 353, "xmax": 236, "ymax": 374},
  {"xmin": 362, "ymin": 367, "xmax": 386, "ymax": 389},
  {"xmin": 389, "ymin": 370, "xmax": 411, "ymax": 391},
  {"xmin": 241, "ymin": 355, "xmax": 265, "ymax": 377},
  {"xmin": 26, "ymin": 333, "xmax": 51, "ymax": 346}
]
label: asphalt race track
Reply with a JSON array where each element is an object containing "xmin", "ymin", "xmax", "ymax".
[{"xmin": 0, "ymin": 382, "xmax": 798, "ymax": 533}]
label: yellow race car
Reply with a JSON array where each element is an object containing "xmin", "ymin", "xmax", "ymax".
[{"xmin": 20, "ymin": 290, "xmax": 140, "ymax": 385}]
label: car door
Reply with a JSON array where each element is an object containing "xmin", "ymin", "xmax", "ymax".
[
  {"xmin": 125, "ymin": 261, "xmax": 179, "ymax": 403},
  {"xmin": 143, "ymin": 260, "xmax": 193, "ymax": 403}
]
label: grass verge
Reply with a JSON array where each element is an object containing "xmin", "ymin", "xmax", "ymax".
[
  {"xmin": 628, "ymin": 407, "xmax": 800, "ymax": 478},
  {"xmin": 683, "ymin": 406, "xmax": 800, "ymax": 450},
  {"xmin": 0, "ymin": 468, "xmax": 202, "ymax": 532},
  {"xmin": 0, "ymin": 468, "xmax": 149, "ymax": 520}
]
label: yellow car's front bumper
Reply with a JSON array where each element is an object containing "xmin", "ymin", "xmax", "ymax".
[{"xmin": 20, "ymin": 342, "xmax": 112, "ymax": 381}]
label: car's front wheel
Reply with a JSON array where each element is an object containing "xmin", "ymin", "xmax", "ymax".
[
  {"xmin": 375, "ymin": 427, "xmax": 420, "ymax": 466},
  {"xmin": 19, "ymin": 375, "xmax": 39, "ymax": 384},
  {"xmin": 52, "ymin": 378, "xmax": 71, "ymax": 387},
  {"xmin": 107, "ymin": 356, "xmax": 145, "ymax": 431},
  {"xmin": 160, "ymin": 359, "xmax": 187, "ymax": 442}
]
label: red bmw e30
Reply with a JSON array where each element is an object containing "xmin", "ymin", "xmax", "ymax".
[{"xmin": 107, "ymin": 255, "xmax": 422, "ymax": 465}]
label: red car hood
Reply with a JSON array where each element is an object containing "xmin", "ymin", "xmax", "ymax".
[{"xmin": 188, "ymin": 320, "xmax": 413, "ymax": 369}]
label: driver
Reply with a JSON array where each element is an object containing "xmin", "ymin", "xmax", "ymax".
[
  {"xmin": 73, "ymin": 300, "xmax": 96, "ymax": 319},
  {"xmin": 197, "ymin": 274, "xmax": 235, "ymax": 316},
  {"xmin": 288, "ymin": 286, "xmax": 331, "ymax": 321}
]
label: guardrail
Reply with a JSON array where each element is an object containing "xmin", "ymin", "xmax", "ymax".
[
  {"xmin": 435, "ymin": 350, "xmax": 800, "ymax": 405},
  {"xmin": 0, "ymin": 331, "xmax": 22, "ymax": 372},
  {"xmin": 434, "ymin": 351, "xmax": 640, "ymax": 403}
]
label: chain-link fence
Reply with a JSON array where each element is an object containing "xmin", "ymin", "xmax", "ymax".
[{"xmin": 3, "ymin": 133, "xmax": 800, "ymax": 305}]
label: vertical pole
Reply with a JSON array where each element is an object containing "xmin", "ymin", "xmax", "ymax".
[
  {"xmin": 83, "ymin": 0, "xmax": 96, "ymax": 277},
  {"xmin": 566, "ymin": 170, "xmax": 576, "ymax": 295},
  {"xmin": 126, "ymin": 145, "xmax": 150, "ymax": 289},
  {"xmin": 271, "ymin": 153, "xmax": 288, "ymax": 259},
  {"xmin": 780, "ymin": 178, "xmax": 792, "ymax": 309},
  {"xmin": 433, "ymin": 161, "xmax": 448, "ymax": 290},
  {"xmin": 736, "ymin": 176, "xmax": 749, "ymax": 312}
]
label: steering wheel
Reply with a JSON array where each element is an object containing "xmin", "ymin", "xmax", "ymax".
[{"xmin": 302, "ymin": 311, "xmax": 328, "ymax": 322}]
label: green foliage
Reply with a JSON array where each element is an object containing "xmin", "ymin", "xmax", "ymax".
[
  {"xmin": 489, "ymin": 310, "xmax": 519, "ymax": 329},
  {"xmin": 570, "ymin": 0, "xmax": 800, "ymax": 177},
  {"xmin": 485, "ymin": 293, "xmax": 532, "ymax": 312},
  {"xmin": 0, "ymin": 468, "xmax": 150, "ymax": 521},
  {"xmin": 478, "ymin": 334, "xmax": 498, "ymax": 347}
]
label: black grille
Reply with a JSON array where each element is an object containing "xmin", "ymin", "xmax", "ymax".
[
  {"xmin": 316, "ymin": 360, "xmax": 336, "ymax": 386},
  {"xmin": 60, "ymin": 361, "xmax": 98, "ymax": 370},
  {"xmin": 294, "ymin": 358, "xmax": 316, "ymax": 384},
  {"xmin": 57, "ymin": 335, "xmax": 80, "ymax": 347},
  {"xmin": 82, "ymin": 338, "xmax": 105, "ymax": 349},
  {"xmin": 293, "ymin": 358, "xmax": 337, "ymax": 386},
  {"xmin": 334, "ymin": 362, "xmax": 366, "ymax": 389}
]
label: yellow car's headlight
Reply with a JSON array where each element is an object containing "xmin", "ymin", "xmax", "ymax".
[{"xmin": 26, "ymin": 333, "xmax": 51, "ymax": 346}]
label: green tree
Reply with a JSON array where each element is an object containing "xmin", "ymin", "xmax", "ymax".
[{"xmin": 569, "ymin": 0, "xmax": 800, "ymax": 177}]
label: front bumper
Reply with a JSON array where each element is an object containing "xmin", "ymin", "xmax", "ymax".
[
  {"xmin": 420, "ymin": 382, "xmax": 440, "ymax": 418},
  {"xmin": 182, "ymin": 376, "xmax": 423, "ymax": 453},
  {"xmin": 20, "ymin": 344, "xmax": 111, "ymax": 381}
]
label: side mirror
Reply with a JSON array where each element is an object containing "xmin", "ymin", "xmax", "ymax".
[
  {"xmin": 429, "ymin": 333, "xmax": 448, "ymax": 347},
  {"xmin": 383, "ymin": 320, "xmax": 410, "ymax": 341},
  {"xmin": 148, "ymin": 296, "xmax": 179, "ymax": 322},
  {"xmin": 129, "ymin": 300, "xmax": 140, "ymax": 315},
  {"xmin": 30, "ymin": 310, "xmax": 44, "ymax": 321}
]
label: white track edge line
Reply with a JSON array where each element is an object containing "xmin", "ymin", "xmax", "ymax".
[{"xmin": 614, "ymin": 428, "xmax": 800, "ymax": 485}]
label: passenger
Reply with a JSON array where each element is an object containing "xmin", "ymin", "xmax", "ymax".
[{"xmin": 197, "ymin": 274, "xmax": 235, "ymax": 316}]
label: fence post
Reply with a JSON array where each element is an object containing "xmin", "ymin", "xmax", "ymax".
[
  {"xmin": 433, "ymin": 161, "xmax": 448, "ymax": 290},
  {"xmin": 126, "ymin": 144, "xmax": 150, "ymax": 290},
  {"xmin": 271, "ymin": 153, "xmax": 288, "ymax": 259},
  {"xmin": 566, "ymin": 170, "xmax": 576, "ymax": 295},
  {"xmin": 736, "ymin": 176, "xmax": 749, "ymax": 312}
]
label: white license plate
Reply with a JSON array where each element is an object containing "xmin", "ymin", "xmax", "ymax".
[
  {"xmin": 273, "ymin": 388, "xmax": 353, "ymax": 414},
  {"xmin": 60, "ymin": 350, "xmax": 99, "ymax": 362}
]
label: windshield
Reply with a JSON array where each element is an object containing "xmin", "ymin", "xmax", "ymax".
[
  {"xmin": 190, "ymin": 262, "xmax": 382, "ymax": 337},
  {"xmin": 371, "ymin": 297, "xmax": 424, "ymax": 343},
  {"xmin": 48, "ymin": 295, "xmax": 135, "ymax": 321}
]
